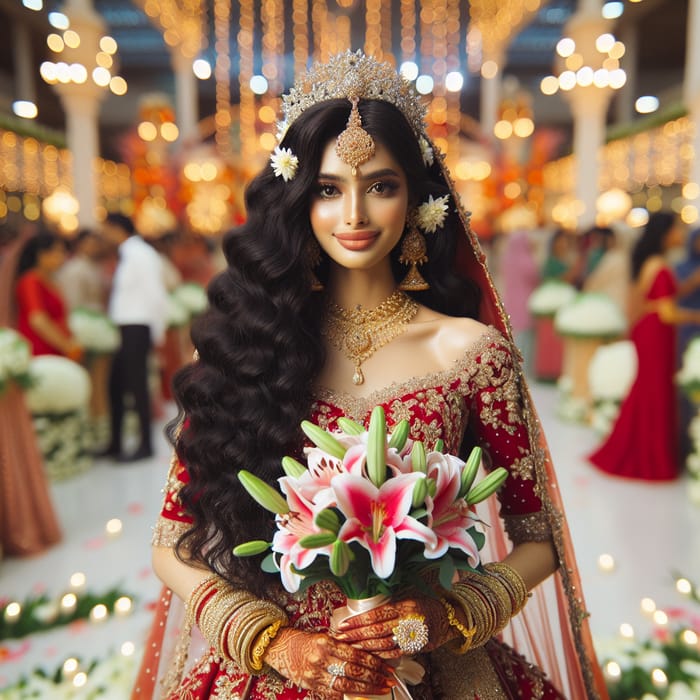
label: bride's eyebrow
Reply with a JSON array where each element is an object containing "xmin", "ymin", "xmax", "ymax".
[{"xmin": 317, "ymin": 168, "xmax": 401, "ymax": 182}]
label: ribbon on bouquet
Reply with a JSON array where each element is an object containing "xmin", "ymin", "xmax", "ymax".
[{"xmin": 330, "ymin": 595, "xmax": 425, "ymax": 700}]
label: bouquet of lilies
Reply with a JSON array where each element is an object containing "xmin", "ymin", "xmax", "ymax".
[{"xmin": 234, "ymin": 406, "xmax": 507, "ymax": 599}]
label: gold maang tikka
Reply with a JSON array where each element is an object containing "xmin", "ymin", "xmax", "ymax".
[{"xmin": 335, "ymin": 96, "xmax": 375, "ymax": 175}]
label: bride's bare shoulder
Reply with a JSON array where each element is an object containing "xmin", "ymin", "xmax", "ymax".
[{"xmin": 412, "ymin": 307, "xmax": 501, "ymax": 369}]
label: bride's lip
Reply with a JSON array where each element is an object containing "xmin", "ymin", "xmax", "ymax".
[{"xmin": 333, "ymin": 230, "xmax": 380, "ymax": 251}]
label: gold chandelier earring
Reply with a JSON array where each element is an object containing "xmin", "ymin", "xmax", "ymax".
[
  {"xmin": 306, "ymin": 239, "xmax": 324, "ymax": 292},
  {"xmin": 398, "ymin": 212, "xmax": 430, "ymax": 291}
]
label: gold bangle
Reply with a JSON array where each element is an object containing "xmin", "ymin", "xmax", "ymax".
[
  {"xmin": 250, "ymin": 619, "xmax": 285, "ymax": 671},
  {"xmin": 440, "ymin": 598, "xmax": 476, "ymax": 654}
]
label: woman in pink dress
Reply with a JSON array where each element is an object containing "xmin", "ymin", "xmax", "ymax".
[
  {"xmin": 0, "ymin": 226, "xmax": 61, "ymax": 556},
  {"xmin": 134, "ymin": 53, "xmax": 608, "ymax": 700},
  {"xmin": 590, "ymin": 212, "xmax": 700, "ymax": 480}
]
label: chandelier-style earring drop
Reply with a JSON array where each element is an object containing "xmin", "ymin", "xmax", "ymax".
[
  {"xmin": 398, "ymin": 214, "xmax": 430, "ymax": 291},
  {"xmin": 307, "ymin": 239, "xmax": 324, "ymax": 291}
]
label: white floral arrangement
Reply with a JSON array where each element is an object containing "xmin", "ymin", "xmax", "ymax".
[
  {"xmin": 171, "ymin": 282, "xmax": 208, "ymax": 316},
  {"xmin": 167, "ymin": 295, "xmax": 190, "ymax": 328},
  {"xmin": 527, "ymin": 280, "xmax": 577, "ymax": 318},
  {"xmin": 677, "ymin": 337, "xmax": 700, "ymax": 401},
  {"xmin": 554, "ymin": 292, "xmax": 627, "ymax": 339},
  {"xmin": 25, "ymin": 356, "xmax": 91, "ymax": 414},
  {"xmin": 686, "ymin": 415, "xmax": 700, "ymax": 505},
  {"xmin": 68, "ymin": 308, "xmax": 120, "ymax": 354},
  {"xmin": 0, "ymin": 649, "xmax": 137, "ymax": 699},
  {"xmin": 416, "ymin": 194, "xmax": 450, "ymax": 233},
  {"xmin": 0, "ymin": 327, "xmax": 32, "ymax": 394},
  {"xmin": 587, "ymin": 341, "xmax": 637, "ymax": 435}
]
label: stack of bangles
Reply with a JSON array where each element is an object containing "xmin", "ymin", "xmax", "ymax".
[
  {"xmin": 439, "ymin": 561, "xmax": 529, "ymax": 654},
  {"xmin": 187, "ymin": 574, "xmax": 288, "ymax": 674}
]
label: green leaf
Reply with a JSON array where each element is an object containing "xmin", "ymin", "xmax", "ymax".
[
  {"xmin": 301, "ymin": 421, "xmax": 347, "ymax": 459},
  {"xmin": 388, "ymin": 420, "xmax": 410, "ymax": 451},
  {"xmin": 281, "ymin": 456, "xmax": 307, "ymax": 478},
  {"xmin": 298, "ymin": 532, "xmax": 337, "ymax": 548},
  {"xmin": 337, "ymin": 417, "xmax": 365, "ymax": 435},
  {"xmin": 366, "ymin": 406, "xmax": 387, "ymax": 487},
  {"xmin": 232, "ymin": 540, "xmax": 270, "ymax": 557},
  {"xmin": 439, "ymin": 556, "xmax": 456, "ymax": 590},
  {"xmin": 261, "ymin": 553, "xmax": 280, "ymax": 573},
  {"xmin": 238, "ymin": 470, "xmax": 289, "ymax": 514}
]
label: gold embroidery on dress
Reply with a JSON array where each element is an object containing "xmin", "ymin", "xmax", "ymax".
[
  {"xmin": 502, "ymin": 512, "xmax": 552, "ymax": 545},
  {"xmin": 430, "ymin": 645, "xmax": 508, "ymax": 699},
  {"xmin": 152, "ymin": 451, "xmax": 191, "ymax": 546}
]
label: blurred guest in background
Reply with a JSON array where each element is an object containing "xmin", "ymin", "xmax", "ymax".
[
  {"xmin": 500, "ymin": 229, "xmax": 540, "ymax": 374},
  {"xmin": 15, "ymin": 230, "xmax": 83, "ymax": 359},
  {"xmin": 590, "ymin": 212, "xmax": 700, "ymax": 480},
  {"xmin": 541, "ymin": 228, "xmax": 582, "ymax": 285},
  {"xmin": 582, "ymin": 225, "xmax": 630, "ymax": 313},
  {"xmin": 101, "ymin": 214, "xmax": 168, "ymax": 462},
  {"xmin": 0, "ymin": 224, "xmax": 62, "ymax": 556},
  {"xmin": 56, "ymin": 229, "xmax": 107, "ymax": 312}
]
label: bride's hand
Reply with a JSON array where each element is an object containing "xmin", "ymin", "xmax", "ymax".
[
  {"xmin": 331, "ymin": 598, "xmax": 457, "ymax": 659},
  {"xmin": 263, "ymin": 628, "xmax": 396, "ymax": 699}
]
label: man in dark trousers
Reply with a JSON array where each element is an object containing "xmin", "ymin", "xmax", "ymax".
[{"xmin": 101, "ymin": 214, "xmax": 168, "ymax": 461}]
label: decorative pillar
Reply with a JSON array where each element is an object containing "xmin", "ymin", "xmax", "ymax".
[
  {"xmin": 170, "ymin": 49, "xmax": 198, "ymax": 142},
  {"xmin": 566, "ymin": 89, "xmax": 611, "ymax": 229},
  {"xmin": 684, "ymin": 0, "xmax": 700, "ymax": 205},
  {"xmin": 51, "ymin": 0, "xmax": 107, "ymax": 228},
  {"xmin": 560, "ymin": 3, "xmax": 614, "ymax": 228},
  {"xmin": 480, "ymin": 50, "xmax": 504, "ymax": 140}
]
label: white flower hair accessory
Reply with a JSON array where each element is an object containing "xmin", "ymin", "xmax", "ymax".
[
  {"xmin": 416, "ymin": 194, "xmax": 450, "ymax": 233},
  {"xmin": 270, "ymin": 146, "xmax": 299, "ymax": 182},
  {"xmin": 419, "ymin": 137, "xmax": 434, "ymax": 167}
]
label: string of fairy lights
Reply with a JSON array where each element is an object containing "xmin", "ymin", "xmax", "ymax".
[{"xmin": 5, "ymin": 0, "xmax": 699, "ymax": 235}]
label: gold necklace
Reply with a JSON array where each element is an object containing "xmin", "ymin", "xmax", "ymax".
[{"xmin": 323, "ymin": 290, "xmax": 419, "ymax": 385}]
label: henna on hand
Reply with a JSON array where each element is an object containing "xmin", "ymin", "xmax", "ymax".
[
  {"xmin": 332, "ymin": 597, "xmax": 459, "ymax": 659},
  {"xmin": 263, "ymin": 628, "xmax": 395, "ymax": 699}
]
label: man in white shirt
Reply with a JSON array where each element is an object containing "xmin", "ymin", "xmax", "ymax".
[{"xmin": 101, "ymin": 214, "xmax": 168, "ymax": 461}]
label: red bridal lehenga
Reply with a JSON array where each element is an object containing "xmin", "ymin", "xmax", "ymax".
[
  {"xmin": 589, "ymin": 266, "xmax": 679, "ymax": 481},
  {"xmin": 134, "ymin": 327, "xmax": 607, "ymax": 700}
]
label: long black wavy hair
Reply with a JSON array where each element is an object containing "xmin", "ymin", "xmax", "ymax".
[
  {"xmin": 631, "ymin": 211, "xmax": 677, "ymax": 281},
  {"xmin": 170, "ymin": 99, "xmax": 481, "ymax": 594}
]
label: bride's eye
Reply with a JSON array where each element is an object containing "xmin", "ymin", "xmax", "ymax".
[
  {"xmin": 369, "ymin": 181, "xmax": 398, "ymax": 195},
  {"xmin": 318, "ymin": 183, "xmax": 339, "ymax": 198}
]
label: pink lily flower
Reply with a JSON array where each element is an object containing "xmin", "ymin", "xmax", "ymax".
[
  {"xmin": 332, "ymin": 472, "xmax": 437, "ymax": 579},
  {"xmin": 423, "ymin": 453, "xmax": 480, "ymax": 564},
  {"xmin": 272, "ymin": 476, "xmax": 331, "ymax": 592},
  {"xmin": 294, "ymin": 448, "xmax": 346, "ymax": 510},
  {"xmin": 342, "ymin": 434, "xmax": 406, "ymax": 478}
]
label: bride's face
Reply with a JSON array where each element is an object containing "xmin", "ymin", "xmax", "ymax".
[{"xmin": 309, "ymin": 138, "xmax": 409, "ymax": 271}]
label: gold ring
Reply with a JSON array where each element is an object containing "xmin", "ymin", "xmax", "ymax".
[{"xmin": 391, "ymin": 613, "xmax": 429, "ymax": 655}]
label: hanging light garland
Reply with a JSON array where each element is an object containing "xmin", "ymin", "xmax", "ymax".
[
  {"xmin": 335, "ymin": 13, "xmax": 351, "ymax": 54},
  {"xmin": 238, "ymin": 0, "xmax": 256, "ymax": 163},
  {"xmin": 213, "ymin": 0, "xmax": 231, "ymax": 156},
  {"xmin": 380, "ymin": 0, "xmax": 394, "ymax": 66},
  {"xmin": 292, "ymin": 0, "xmax": 309, "ymax": 79},
  {"xmin": 400, "ymin": 0, "xmax": 417, "ymax": 64},
  {"xmin": 260, "ymin": 0, "xmax": 284, "ymax": 152},
  {"xmin": 139, "ymin": 0, "xmax": 205, "ymax": 59},
  {"xmin": 311, "ymin": 0, "xmax": 326, "ymax": 62},
  {"xmin": 365, "ymin": 0, "xmax": 382, "ymax": 60},
  {"xmin": 445, "ymin": 0, "xmax": 461, "ymax": 166}
]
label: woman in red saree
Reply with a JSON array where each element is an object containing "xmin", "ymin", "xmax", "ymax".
[
  {"xmin": 134, "ymin": 52, "xmax": 608, "ymax": 700},
  {"xmin": 590, "ymin": 212, "xmax": 700, "ymax": 480}
]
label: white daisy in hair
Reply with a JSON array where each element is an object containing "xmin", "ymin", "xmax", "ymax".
[
  {"xmin": 417, "ymin": 194, "xmax": 450, "ymax": 233},
  {"xmin": 419, "ymin": 136, "xmax": 434, "ymax": 167},
  {"xmin": 270, "ymin": 146, "xmax": 299, "ymax": 181}
]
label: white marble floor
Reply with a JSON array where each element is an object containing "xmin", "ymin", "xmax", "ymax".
[{"xmin": 1, "ymin": 382, "xmax": 700, "ymax": 695}]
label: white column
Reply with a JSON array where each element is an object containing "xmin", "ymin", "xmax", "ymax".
[
  {"xmin": 684, "ymin": 0, "xmax": 700, "ymax": 200},
  {"xmin": 61, "ymin": 92, "xmax": 101, "ymax": 228},
  {"xmin": 52, "ymin": 0, "xmax": 106, "ymax": 228},
  {"xmin": 479, "ymin": 49, "xmax": 505, "ymax": 140},
  {"xmin": 171, "ymin": 50, "xmax": 199, "ymax": 141},
  {"xmin": 568, "ymin": 89, "xmax": 610, "ymax": 228}
]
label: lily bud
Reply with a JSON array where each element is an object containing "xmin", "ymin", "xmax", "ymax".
[
  {"xmin": 466, "ymin": 467, "xmax": 508, "ymax": 505},
  {"xmin": 411, "ymin": 476, "xmax": 428, "ymax": 508},
  {"xmin": 367, "ymin": 406, "xmax": 387, "ymax": 487},
  {"xmin": 330, "ymin": 540, "xmax": 351, "ymax": 576},
  {"xmin": 282, "ymin": 456, "xmax": 307, "ymax": 478},
  {"xmin": 233, "ymin": 540, "xmax": 270, "ymax": 557},
  {"xmin": 459, "ymin": 446, "xmax": 482, "ymax": 498},
  {"xmin": 315, "ymin": 508, "xmax": 341, "ymax": 534},
  {"xmin": 299, "ymin": 532, "xmax": 337, "ymax": 548},
  {"xmin": 411, "ymin": 441, "xmax": 426, "ymax": 473},
  {"xmin": 238, "ymin": 470, "xmax": 290, "ymax": 514},
  {"xmin": 388, "ymin": 420, "xmax": 410, "ymax": 452},
  {"xmin": 337, "ymin": 417, "xmax": 366, "ymax": 436},
  {"xmin": 301, "ymin": 421, "xmax": 347, "ymax": 459}
]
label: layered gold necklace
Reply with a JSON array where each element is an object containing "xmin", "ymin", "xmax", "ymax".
[{"xmin": 323, "ymin": 290, "xmax": 419, "ymax": 385}]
